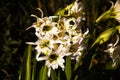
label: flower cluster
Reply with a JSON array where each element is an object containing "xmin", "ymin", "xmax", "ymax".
[
  {"xmin": 27, "ymin": 0, "xmax": 88, "ymax": 77},
  {"xmin": 105, "ymin": 35, "xmax": 120, "ymax": 67}
]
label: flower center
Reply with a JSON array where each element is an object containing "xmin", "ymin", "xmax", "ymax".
[
  {"xmin": 36, "ymin": 22, "xmax": 42, "ymax": 27},
  {"xmin": 43, "ymin": 25, "xmax": 52, "ymax": 32},
  {"xmin": 49, "ymin": 54, "xmax": 59, "ymax": 62},
  {"xmin": 69, "ymin": 44, "xmax": 78, "ymax": 53},
  {"xmin": 69, "ymin": 20, "xmax": 75, "ymax": 25},
  {"xmin": 58, "ymin": 20, "xmax": 66, "ymax": 30},
  {"xmin": 40, "ymin": 40, "xmax": 50, "ymax": 48}
]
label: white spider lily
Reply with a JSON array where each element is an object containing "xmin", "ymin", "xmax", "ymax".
[
  {"xmin": 68, "ymin": 0, "xmax": 83, "ymax": 15},
  {"xmin": 26, "ymin": 15, "xmax": 44, "ymax": 34},
  {"xmin": 65, "ymin": 18, "xmax": 77, "ymax": 30},
  {"xmin": 105, "ymin": 35, "xmax": 120, "ymax": 67},
  {"xmin": 70, "ymin": 28, "xmax": 89, "ymax": 45},
  {"xmin": 79, "ymin": 28, "xmax": 89, "ymax": 44},
  {"xmin": 26, "ymin": 9, "xmax": 58, "ymax": 38},
  {"xmin": 71, "ymin": 34, "xmax": 81, "ymax": 44},
  {"xmin": 68, "ymin": 28, "xmax": 89, "ymax": 61},
  {"xmin": 39, "ymin": 22, "xmax": 58, "ymax": 37},
  {"xmin": 34, "ymin": 37, "xmax": 54, "ymax": 54},
  {"xmin": 36, "ymin": 44, "xmax": 65, "ymax": 77},
  {"xmin": 26, "ymin": 1, "xmax": 89, "ymax": 77},
  {"xmin": 68, "ymin": 43, "xmax": 84, "ymax": 61},
  {"xmin": 34, "ymin": 17, "xmax": 58, "ymax": 38}
]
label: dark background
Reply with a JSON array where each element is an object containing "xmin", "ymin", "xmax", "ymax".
[{"xmin": 0, "ymin": 0, "xmax": 119, "ymax": 80}]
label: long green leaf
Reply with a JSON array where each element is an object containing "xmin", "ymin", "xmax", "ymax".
[
  {"xmin": 58, "ymin": 70, "xmax": 60, "ymax": 80},
  {"xmin": 19, "ymin": 45, "xmax": 32, "ymax": 80},
  {"xmin": 32, "ymin": 57, "xmax": 37, "ymax": 80},
  {"xmin": 88, "ymin": 54, "xmax": 97, "ymax": 70},
  {"xmin": 26, "ymin": 45, "xmax": 32, "ymax": 80},
  {"xmin": 74, "ymin": 75, "xmax": 78, "ymax": 80},
  {"xmin": 51, "ymin": 69, "xmax": 57, "ymax": 80},
  {"xmin": 39, "ymin": 64, "xmax": 48, "ymax": 80},
  {"xmin": 65, "ymin": 57, "xmax": 71, "ymax": 80}
]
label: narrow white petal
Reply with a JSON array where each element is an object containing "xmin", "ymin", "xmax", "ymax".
[
  {"xmin": 26, "ymin": 42, "xmax": 36, "ymax": 45},
  {"xmin": 36, "ymin": 53, "xmax": 47, "ymax": 61},
  {"xmin": 48, "ymin": 68, "xmax": 51, "ymax": 77},
  {"xmin": 84, "ymin": 28, "xmax": 89, "ymax": 36},
  {"xmin": 114, "ymin": 35, "xmax": 119, "ymax": 46}
]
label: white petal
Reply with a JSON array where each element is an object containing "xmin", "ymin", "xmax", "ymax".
[
  {"xmin": 36, "ymin": 53, "xmax": 47, "ymax": 61},
  {"xmin": 26, "ymin": 42, "xmax": 36, "ymax": 45},
  {"xmin": 48, "ymin": 68, "xmax": 51, "ymax": 77},
  {"xmin": 84, "ymin": 28, "xmax": 89, "ymax": 36}
]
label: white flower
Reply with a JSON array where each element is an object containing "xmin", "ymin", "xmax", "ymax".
[
  {"xmin": 105, "ymin": 35, "xmax": 120, "ymax": 67},
  {"xmin": 65, "ymin": 18, "xmax": 77, "ymax": 30},
  {"xmin": 70, "ymin": 28, "xmax": 89, "ymax": 45},
  {"xmin": 67, "ymin": 28, "xmax": 89, "ymax": 61},
  {"xmin": 35, "ymin": 37, "xmax": 54, "ymax": 55},
  {"xmin": 36, "ymin": 44, "xmax": 65, "ymax": 77},
  {"xmin": 68, "ymin": 0, "xmax": 83, "ymax": 15},
  {"xmin": 68, "ymin": 43, "xmax": 84, "ymax": 61},
  {"xmin": 26, "ymin": 9, "xmax": 58, "ymax": 38},
  {"xmin": 26, "ymin": 4, "xmax": 90, "ymax": 77},
  {"xmin": 71, "ymin": 34, "xmax": 81, "ymax": 44},
  {"xmin": 39, "ymin": 22, "xmax": 58, "ymax": 37}
]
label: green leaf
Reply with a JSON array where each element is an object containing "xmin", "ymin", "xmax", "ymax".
[
  {"xmin": 51, "ymin": 69, "xmax": 57, "ymax": 80},
  {"xmin": 91, "ymin": 28, "xmax": 117, "ymax": 48},
  {"xmin": 32, "ymin": 57, "xmax": 37, "ymax": 80},
  {"xmin": 89, "ymin": 54, "xmax": 97, "ymax": 70},
  {"xmin": 19, "ymin": 45, "xmax": 32, "ymax": 80},
  {"xmin": 39, "ymin": 64, "xmax": 48, "ymax": 80},
  {"xmin": 65, "ymin": 57, "xmax": 71, "ymax": 80},
  {"xmin": 58, "ymin": 69, "xmax": 60, "ymax": 80},
  {"xmin": 74, "ymin": 75, "xmax": 78, "ymax": 80}
]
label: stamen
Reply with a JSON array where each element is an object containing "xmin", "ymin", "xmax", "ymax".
[
  {"xmin": 84, "ymin": 28, "xmax": 89, "ymax": 36},
  {"xmin": 26, "ymin": 42, "xmax": 36, "ymax": 45},
  {"xmin": 26, "ymin": 26, "xmax": 34, "ymax": 30},
  {"xmin": 31, "ymin": 14, "xmax": 39, "ymax": 18},
  {"xmin": 114, "ymin": 35, "xmax": 119, "ymax": 46},
  {"xmin": 109, "ymin": 1, "xmax": 114, "ymax": 8},
  {"xmin": 37, "ymin": 8, "xmax": 44, "ymax": 18}
]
